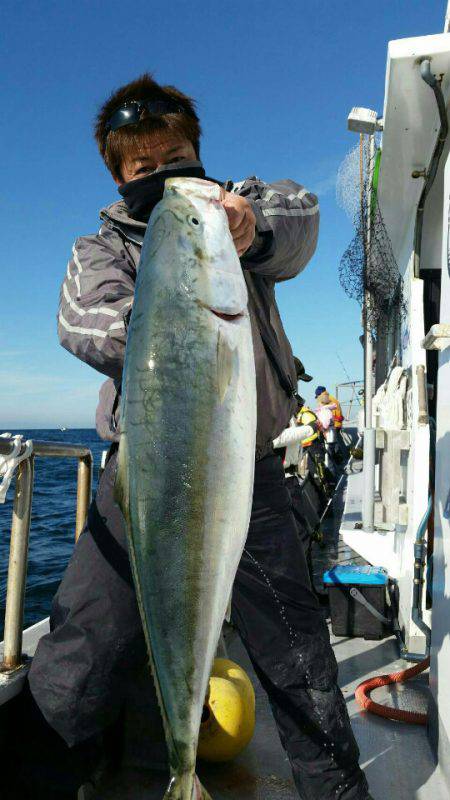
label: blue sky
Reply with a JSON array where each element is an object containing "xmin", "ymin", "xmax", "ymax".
[{"xmin": 1, "ymin": 0, "xmax": 446, "ymax": 428}]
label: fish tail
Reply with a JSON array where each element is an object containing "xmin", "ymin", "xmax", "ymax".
[
  {"xmin": 164, "ymin": 772, "xmax": 212, "ymax": 800},
  {"xmin": 196, "ymin": 782, "xmax": 212, "ymax": 800}
]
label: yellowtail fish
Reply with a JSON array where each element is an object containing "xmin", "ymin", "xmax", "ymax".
[{"xmin": 116, "ymin": 177, "xmax": 256, "ymax": 800}]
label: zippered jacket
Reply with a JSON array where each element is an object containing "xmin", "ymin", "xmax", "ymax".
[
  {"xmin": 58, "ymin": 176, "xmax": 319, "ymax": 459},
  {"xmin": 328, "ymin": 394, "xmax": 344, "ymax": 428}
]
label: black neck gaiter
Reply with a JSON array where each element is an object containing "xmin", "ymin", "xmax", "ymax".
[{"xmin": 119, "ymin": 160, "xmax": 212, "ymax": 222}]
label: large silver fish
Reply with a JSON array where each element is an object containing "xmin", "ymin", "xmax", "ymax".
[{"xmin": 115, "ymin": 178, "xmax": 256, "ymax": 800}]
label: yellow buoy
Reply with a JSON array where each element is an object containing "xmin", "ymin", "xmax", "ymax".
[{"xmin": 197, "ymin": 657, "xmax": 256, "ymax": 763}]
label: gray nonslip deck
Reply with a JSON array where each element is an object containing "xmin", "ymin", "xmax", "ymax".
[
  {"xmin": 1, "ymin": 471, "xmax": 447, "ymax": 799},
  {"xmin": 88, "ymin": 477, "xmax": 448, "ymax": 799}
]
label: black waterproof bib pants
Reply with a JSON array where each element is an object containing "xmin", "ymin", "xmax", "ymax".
[{"xmin": 26, "ymin": 451, "xmax": 370, "ymax": 800}]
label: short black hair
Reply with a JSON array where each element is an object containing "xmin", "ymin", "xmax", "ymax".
[{"xmin": 94, "ymin": 73, "xmax": 202, "ymax": 181}]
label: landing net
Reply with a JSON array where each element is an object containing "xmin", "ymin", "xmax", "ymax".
[{"xmin": 336, "ymin": 136, "xmax": 406, "ymax": 338}]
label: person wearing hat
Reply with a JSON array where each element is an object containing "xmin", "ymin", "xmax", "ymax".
[
  {"xmin": 293, "ymin": 361, "xmax": 333, "ymax": 500},
  {"xmin": 273, "ymin": 358, "xmax": 333, "ymax": 515},
  {"xmin": 273, "ymin": 359, "xmax": 331, "ymax": 591},
  {"xmin": 315, "ymin": 386, "xmax": 344, "ymax": 430},
  {"xmin": 293, "ymin": 356, "xmax": 313, "ymax": 386},
  {"xmin": 315, "ymin": 386, "xmax": 345, "ymax": 463}
]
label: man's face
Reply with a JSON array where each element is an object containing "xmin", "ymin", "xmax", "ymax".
[
  {"xmin": 114, "ymin": 130, "xmax": 257, "ymax": 257},
  {"xmin": 115, "ymin": 134, "xmax": 197, "ymax": 185}
]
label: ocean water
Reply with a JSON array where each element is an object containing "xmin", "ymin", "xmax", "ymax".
[{"xmin": 0, "ymin": 429, "xmax": 106, "ymax": 638}]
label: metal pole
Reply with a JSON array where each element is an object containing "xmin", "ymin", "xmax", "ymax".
[
  {"xmin": 362, "ymin": 134, "xmax": 376, "ymax": 531},
  {"xmin": 1, "ymin": 456, "xmax": 34, "ymax": 670},
  {"xmin": 364, "ymin": 316, "xmax": 374, "ymax": 427},
  {"xmin": 75, "ymin": 455, "xmax": 92, "ymax": 541},
  {"xmin": 33, "ymin": 442, "xmax": 93, "ymax": 459},
  {"xmin": 0, "ymin": 439, "xmax": 92, "ymax": 459},
  {"xmin": 416, "ymin": 365, "xmax": 429, "ymax": 426},
  {"xmin": 444, "ymin": 1, "xmax": 450, "ymax": 32}
]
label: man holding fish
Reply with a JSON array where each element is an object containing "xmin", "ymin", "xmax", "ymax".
[{"xmin": 19, "ymin": 75, "xmax": 372, "ymax": 800}]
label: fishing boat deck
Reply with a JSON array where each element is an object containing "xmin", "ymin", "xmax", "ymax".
[
  {"xmin": 85, "ymin": 472, "xmax": 448, "ymax": 799},
  {"xmin": 89, "ymin": 644, "xmax": 444, "ymax": 800},
  {"xmin": 1, "ymin": 457, "xmax": 448, "ymax": 799},
  {"xmin": 88, "ymin": 627, "xmax": 297, "ymax": 799},
  {"xmin": 310, "ymin": 469, "xmax": 447, "ymax": 800}
]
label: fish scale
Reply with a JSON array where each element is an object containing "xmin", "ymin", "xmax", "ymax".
[{"xmin": 115, "ymin": 177, "xmax": 256, "ymax": 800}]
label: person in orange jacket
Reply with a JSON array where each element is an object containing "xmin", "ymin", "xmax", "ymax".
[
  {"xmin": 314, "ymin": 386, "xmax": 344, "ymax": 429},
  {"xmin": 315, "ymin": 386, "xmax": 345, "ymax": 462}
]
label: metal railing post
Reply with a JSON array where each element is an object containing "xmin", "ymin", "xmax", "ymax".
[
  {"xmin": 75, "ymin": 455, "xmax": 92, "ymax": 542},
  {"xmin": 0, "ymin": 438, "xmax": 94, "ymax": 670},
  {"xmin": 362, "ymin": 133, "xmax": 376, "ymax": 531},
  {"xmin": 1, "ymin": 456, "xmax": 34, "ymax": 670},
  {"xmin": 416, "ymin": 365, "xmax": 429, "ymax": 426}
]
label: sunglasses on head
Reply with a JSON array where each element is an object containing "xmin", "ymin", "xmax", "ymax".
[{"xmin": 106, "ymin": 99, "xmax": 186, "ymax": 133}]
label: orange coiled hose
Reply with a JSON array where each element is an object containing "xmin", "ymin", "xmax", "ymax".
[{"xmin": 355, "ymin": 657, "xmax": 430, "ymax": 725}]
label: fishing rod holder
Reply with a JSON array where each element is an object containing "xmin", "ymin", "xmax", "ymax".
[{"xmin": 0, "ymin": 438, "xmax": 93, "ymax": 673}]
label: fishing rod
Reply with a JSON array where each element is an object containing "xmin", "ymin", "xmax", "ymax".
[
  {"xmin": 335, "ymin": 350, "xmax": 352, "ymax": 383},
  {"xmin": 317, "ymin": 433, "xmax": 363, "ymax": 525},
  {"xmin": 318, "ymin": 471, "xmax": 346, "ymax": 525},
  {"xmin": 335, "ymin": 351, "xmax": 363, "ymax": 409}
]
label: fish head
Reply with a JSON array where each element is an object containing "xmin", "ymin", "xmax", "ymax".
[{"xmin": 146, "ymin": 177, "xmax": 249, "ymax": 324}]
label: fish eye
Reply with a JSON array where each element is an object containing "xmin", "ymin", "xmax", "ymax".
[{"xmin": 188, "ymin": 215, "xmax": 200, "ymax": 227}]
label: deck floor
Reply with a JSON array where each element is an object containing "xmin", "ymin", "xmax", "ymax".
[
  {"xmin": 90, "ymin": 632, "xmax": 446, "ymax": 800},
  {"xmin": 90, "ymin": 632, "xmax": 297, "ymax": 799},
  {"xmin": 88, "ymin": 475, "xmax": 448, "ymax": 799},
  {"xmin": 331, "ymin": 633, "xmax": 444, "ymax": 800},
  {"xmin": 314, "ymin": 476, "xmax": 446, "ymax": 800}
]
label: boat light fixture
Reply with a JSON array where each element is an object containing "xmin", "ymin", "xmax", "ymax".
[{"xmin": 347, "ymin": 107, "xmax": 383, "ymax": 134}]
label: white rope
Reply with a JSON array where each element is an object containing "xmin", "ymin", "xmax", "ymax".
[{"xmin": 0, "ymin": 434, "xmax": 33, "ymax": 503}]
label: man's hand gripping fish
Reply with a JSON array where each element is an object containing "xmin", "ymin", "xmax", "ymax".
[{"xmin": 115, "ymin": 178, "xmax": 257, "ymax": 800}]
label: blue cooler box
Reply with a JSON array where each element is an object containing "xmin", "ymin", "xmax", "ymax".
[{"xmin": 323, "ymin": 565, "xmax": 389, "ymax": 640}]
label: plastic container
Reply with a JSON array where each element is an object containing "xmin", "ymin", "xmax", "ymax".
[{"xmin": 323, "ymin": 565, "xmax": 389, "ymax": 640}]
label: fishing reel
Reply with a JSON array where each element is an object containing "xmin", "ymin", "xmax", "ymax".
[{"xmin": 312, "ymin": 527, "xmax": 325, "ymax": 548}]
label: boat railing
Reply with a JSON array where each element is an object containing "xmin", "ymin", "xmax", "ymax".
[
  {"xmin": 0, "ymin": 438, "xmax": 93, "ymax": 673},
  {"xmin": 335, "ymin": 381, "xmax": 364, "ymax": 422}
]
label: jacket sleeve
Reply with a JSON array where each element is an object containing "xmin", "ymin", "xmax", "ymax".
[
  {"xmin": 57, "ymin": 227, "xmax": 135, "ymax": 379},
  {"xmin": 235, "ymin": 177, "xmax": 319, "ymax": 282},
  {"xmin": 273, "ymin": 424, "xmax": 315, "ymax": 448}
]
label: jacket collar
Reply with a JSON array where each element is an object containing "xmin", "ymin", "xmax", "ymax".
[
  {"xmin": 100, "ymin": 200, "xmax": 147, "ymax": 245},
  {"xmin": 99, "ymin": 168, "xmax": 229, "ymax": 245}
]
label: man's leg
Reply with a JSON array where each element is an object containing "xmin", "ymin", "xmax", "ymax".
[
  {"xmin": 5, "ymin": 681, "xmax": 104, "ymax": 799},
  {"xmin": 308, "ymin": 441, "xmax": 337, "ymax": 511},
  {"xmin": 232, "ymin": 454, "xmax": 370, "ymax": 800},
  {"xmin": 285, "ymin": 475, "xmax": 315, "ymax": 548},
  {"xmin": 19, "ymin": 449, "xmax": 150, "ymax": 794},
  {"xmin": 335, "ymin": 428, "xmax": 348, "ymax": 463}
]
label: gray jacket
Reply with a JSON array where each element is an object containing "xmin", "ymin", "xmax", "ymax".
[{"xmin": 58, "ymin": 177, "xmax": 319, "ymax": 459}]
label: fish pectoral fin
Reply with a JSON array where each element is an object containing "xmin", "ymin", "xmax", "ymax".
[
  {"xmin": 217, "ymin": 328, "xmax": 237, "ymax": 403},
  {"xmin": 164, "ymin": 773, "xmax": 212, "ymax": 800}
]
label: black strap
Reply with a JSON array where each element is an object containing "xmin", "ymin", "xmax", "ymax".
[{"xmin": 244, "ymin": 273, "xmax": 295, "ymax": 399}]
